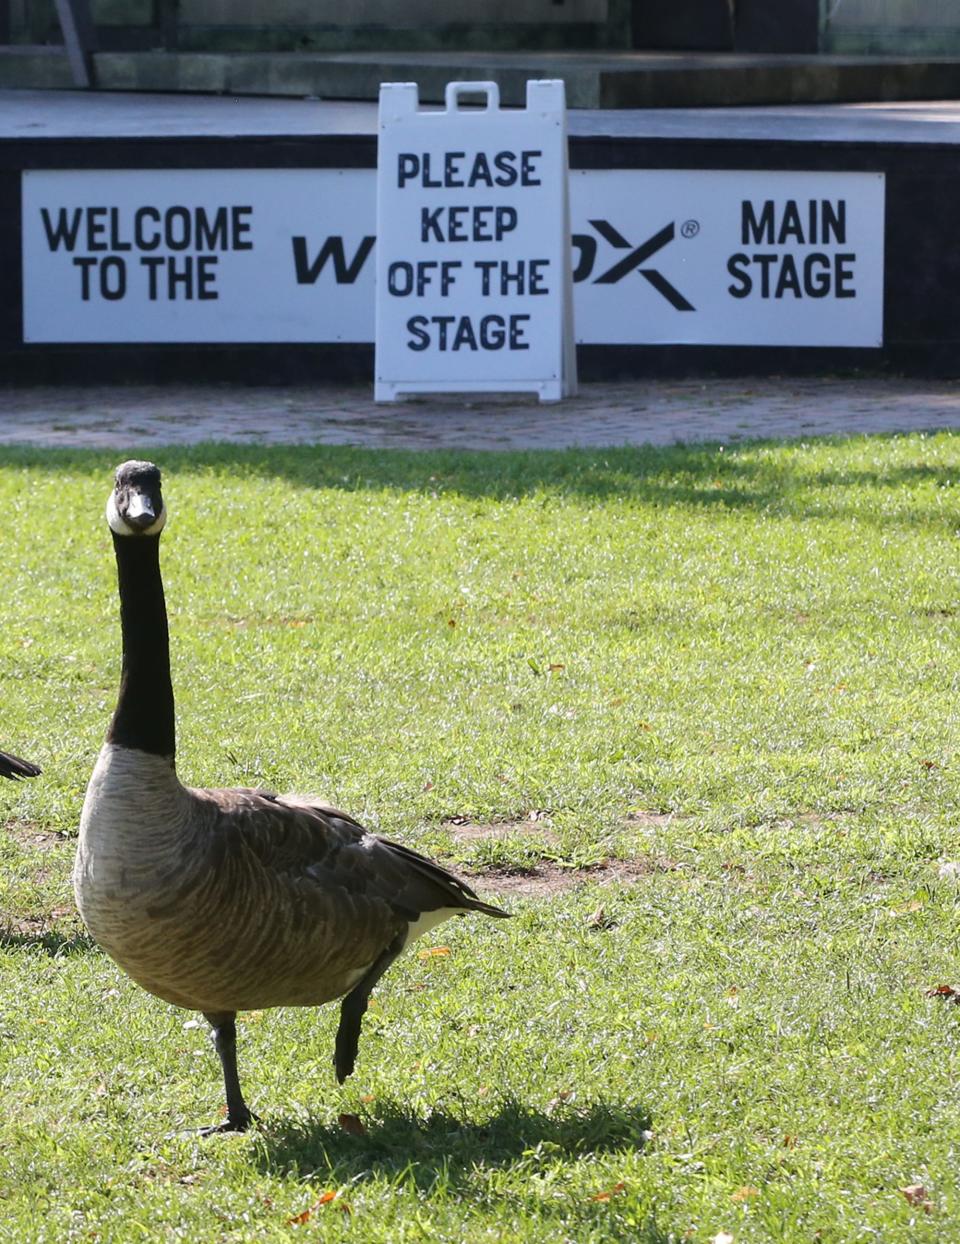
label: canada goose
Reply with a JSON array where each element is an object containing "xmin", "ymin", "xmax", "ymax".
[
  {"xmin": 0, "ymin": 750, "xmax": 40, "ymax": 781},
  {"xmin": 75, "ymin": 461, "xmax": 508, "ymax": 1132}
]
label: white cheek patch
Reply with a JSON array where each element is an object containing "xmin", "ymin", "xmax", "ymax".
[
  {"xmin": 105, "ymin": 493, "xmax": 126, "ymax": 534},
  {"xmin": 143, "ymin": 504, "xmax": 168, "ymax": 535},
  {"xmin": 106, "ymin": 493, "xmax": 168, "ymax": 536}
]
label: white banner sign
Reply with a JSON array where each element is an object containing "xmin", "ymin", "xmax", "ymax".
[
  {"xmin": 570, "ymin": 169, "xmax": 885, "ymax": 347},
  {"xmin": 22, "ymin": 168, "xmax": 376, "ymax": 343},
  {"xmin": 22, "ymin": 166, "xmax": 885, "ymax": 348}
]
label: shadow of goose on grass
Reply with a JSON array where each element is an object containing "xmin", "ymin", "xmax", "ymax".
[
  {"xmin": 0, "ymin": 924, "xmax": 96, "ymax": 957},
  {"xmin": 255, "ymin": 1096, "xmax": 653, "ymax": 1184}
]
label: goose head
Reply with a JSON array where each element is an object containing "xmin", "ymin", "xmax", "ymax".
[{"xmin": 107, "ymin": 460, "xmax": 167, "ymax": 537}]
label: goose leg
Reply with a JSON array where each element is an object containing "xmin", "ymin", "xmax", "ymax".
[
  {"xmin": 202, "ymin": 1012, "xmax": 255, "ymax": 1133},
  {"xmin": 334, "ymin": 934, "xmax": 404, "ymax": 1084}
]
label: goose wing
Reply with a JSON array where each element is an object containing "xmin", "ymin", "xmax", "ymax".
[
  {"xmin": 0, "ymin": 750, "xmax": 41, "ymax": 781},
  {"xmin": 175, "ymin": 786, "xmax": 508, "ymax": 1054},
  {"xmin": 197, "ymin": 786, "xmax": 508, "ymax": 923}
]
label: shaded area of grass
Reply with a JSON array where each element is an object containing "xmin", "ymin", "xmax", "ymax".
[
  {"xmin": 0, "ymin": 437, "xmax": 954, "ymax": 533},
  {"xmin": 259, "ymin": 1097, "xmax": 653, "ymax": 1182}
]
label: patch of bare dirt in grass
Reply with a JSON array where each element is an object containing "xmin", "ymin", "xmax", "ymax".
[
  {"xmin": 467, "ymin": 856, "xmax": 681, "ymax": 898},
  {"xmin": 444, "ymin": 813, "xmax": 559, "ymax": 846},
  {"xmin": 625, "ymin": 809, "xmax": 682, "ymax": 829},
  {"xmin": 0, "ymin": 904, "xmax": 79, "ymax": 939},
  {"xmin": 792, "ymin": 811, "xmax": 854, "ymax": 827},
  {"xmin": 3, "ymin": 822, "xmax": 70, "ymax": 852}
]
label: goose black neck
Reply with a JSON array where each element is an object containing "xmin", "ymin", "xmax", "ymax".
[{"xmin": 106, "ymin": 531, "xmax": 176, "ymax": 760}]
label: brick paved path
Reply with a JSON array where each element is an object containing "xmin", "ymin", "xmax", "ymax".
[{"xmin": 1, "ymin": 377, "xmax": 958, "ymax": 449}]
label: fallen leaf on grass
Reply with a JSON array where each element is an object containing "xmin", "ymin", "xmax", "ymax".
[
  {"xmin": 731, "ymin": 1186, "xmax": 759, "ymax": 1202},
  {"xmin": 418, "ymin": 946, "xmax": 450, "ymax": 960},
  {"xmin": 925, "ymin": 984, "xmax": 959, "ymax": 1001},
  {"xmin": 287, "ymin": 1190, "xmax": 342, "ymax": 1225},
  {"xmin": 590, "ymin": 1181, "xmax": 626, "ymax": 1202},
  {"xmin": 901, "ymin": 1184, "xmax": 934, "ymax": 1212},
  {"xmin": 338, "ymin": 1112, "xmax": 367, "ymax": 1137}
]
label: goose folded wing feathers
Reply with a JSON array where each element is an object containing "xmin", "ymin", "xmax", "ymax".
[{"xmin": 195, "ymin": 786, "xmax": 508, "ymax": 926}]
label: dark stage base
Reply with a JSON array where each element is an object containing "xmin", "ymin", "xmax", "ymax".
[
  {"xmin": 4, "ymin": 90, "xmax": 960, "ymax": 382},
  {"xmin": 4, "ymin": 49, "xmax": 960, "ymax": 111}
]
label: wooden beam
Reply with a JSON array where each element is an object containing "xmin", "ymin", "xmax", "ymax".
[{"xmin": 53, "ymin": 0, "xmax": 98, "ymax": 88}]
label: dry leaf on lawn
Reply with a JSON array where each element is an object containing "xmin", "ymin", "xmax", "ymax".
[
  {"xmin": 287, "ymin": 1190, "xmax": 338, "ymax": 1225},
  {"xmin": 418, "ymin": 946, "xmax": 451, "ymax": 960},
  {"xmin": 900, "ymin": 1184, "xmax": 933, "ymax": 1212},
  {"xmin": 590, "ymin": 1181, "xmax": 626, "ymax": 1202},
  {"xmin": 925, "ymin": 984, "xmax": 959, "ymax": 1000}
]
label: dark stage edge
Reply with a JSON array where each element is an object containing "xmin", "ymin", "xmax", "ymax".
[
  {"xmin": 3, "ymin": 91, "xmax": 960, "ymax": 383},
  {"xmin": 3, "ymin": 49, "xmax": 960, "ymax": 110}
]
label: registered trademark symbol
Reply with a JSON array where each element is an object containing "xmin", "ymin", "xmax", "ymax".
[{"xmin": 680, "ymin": 219, "xmax": 700, "ymax": 239}]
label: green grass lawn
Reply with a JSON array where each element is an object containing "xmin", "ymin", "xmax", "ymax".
[{"xmin": 2, "ymin": 434, "xmax": 960, "ymax": 1242}]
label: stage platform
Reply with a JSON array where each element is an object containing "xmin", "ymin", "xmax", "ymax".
[
  {"xmin": 3, "ymin": 89, "xmax": 960, "ymax": 383},
  {"xmin": 4, "ymin": 49, "xmax": 960, "ymax": 111}
]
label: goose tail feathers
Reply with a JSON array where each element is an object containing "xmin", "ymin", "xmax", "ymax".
[
  {"xmin": 0, "ymin": 750, "xmax": 41, "ymax": 781},
  {"xmin": 379, "ymin": 835, "xmax": 510, "ymax": 919}
]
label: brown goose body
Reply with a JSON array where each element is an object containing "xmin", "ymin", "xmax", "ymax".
[
  {"xmin": 74, "ymin": 460, "xmax": 507, "ymax": 1132},
  {"xmin": 77, "ymin": 746, "xmax": 500, "ymax": 1015}
]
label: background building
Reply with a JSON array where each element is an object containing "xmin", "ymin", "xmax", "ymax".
[{"xmin": 3, "ymin": 1, "xmax": 959, "ymax": 59}]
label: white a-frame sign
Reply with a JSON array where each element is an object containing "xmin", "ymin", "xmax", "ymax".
[{"xmin": 375, "ymin": 79, "xmax": 577, "ymax": 402}]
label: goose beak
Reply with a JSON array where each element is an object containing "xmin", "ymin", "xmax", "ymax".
[{"xmin": 126, "ymin": 492, "xmax": 157, "ymax": 529}]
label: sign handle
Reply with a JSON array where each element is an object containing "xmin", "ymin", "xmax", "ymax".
[{"xmin": 444, "ymin": 81, "xmax": 500, "ymax": 112}]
